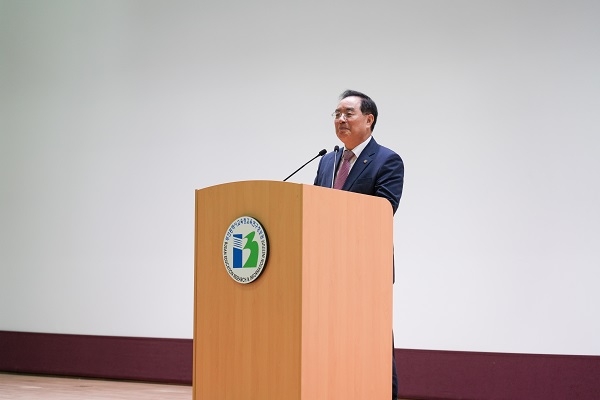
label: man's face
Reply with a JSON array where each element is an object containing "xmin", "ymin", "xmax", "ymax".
[{"xmin": 334, "ymin": 96, "xmax": 374, "ymax": 149}]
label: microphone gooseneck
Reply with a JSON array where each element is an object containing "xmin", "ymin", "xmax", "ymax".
[
  {"xmin": 283, "ymin": 148, "xmax": 327, "ymax": 182},
  {"xmin": 331, "ymin": 145, "xmax": 339, "ymax": 188}
]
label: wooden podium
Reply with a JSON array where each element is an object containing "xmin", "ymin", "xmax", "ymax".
[{"xmin": 193, "ymin": 180, "xmax": 393, "ymax": 399}]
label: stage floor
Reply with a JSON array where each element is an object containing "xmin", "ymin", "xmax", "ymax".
[
  {"xmin": 0, "ymin": 373, "xmax": 191, "ymax": 400},
  {"xmin": 0, "ymin": 373, "xmax": 410, "ymax": 399}
]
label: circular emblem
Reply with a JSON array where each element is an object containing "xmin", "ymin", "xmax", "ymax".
[{"xmin": 222, "ymin": 216, "xmax": 268, "ymax": 284}]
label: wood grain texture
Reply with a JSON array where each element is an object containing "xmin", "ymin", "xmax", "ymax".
[
  {"xmin": 0, "ymin": 373, "xmax": 191, "ymax": 400},
  {"xmin": 194, "ymin": 181, "xmax": 393, "ymax": 400},
  {"xmin": 301, "ymin": 184, "xmax": 393, "ymax": 400},
  {"xmin": 194, "ymin": 181, "xmax": 303, "ymax": 400}
]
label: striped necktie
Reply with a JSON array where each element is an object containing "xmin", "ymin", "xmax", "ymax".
[{"xmin": 333, "ymin": 149, "xmax": 354, "ymax": 190}]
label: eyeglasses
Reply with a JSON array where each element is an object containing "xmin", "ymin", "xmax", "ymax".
[{"xmin": 331, "ymin": 111, "xmax": 358, "ymax": 120}]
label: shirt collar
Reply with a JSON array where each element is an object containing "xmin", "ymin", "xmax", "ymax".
[{"xmin": 345, "ymin": 135, "xmax": 372, "ymax": 160}]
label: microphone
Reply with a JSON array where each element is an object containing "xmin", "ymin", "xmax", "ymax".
[
  {"xmin": 331, "ymin": 145, "xmax": 339, "ymax": 188},
  {"xmin": 283, "ymin": 149, "xmax": 327, "ymax": 182}
]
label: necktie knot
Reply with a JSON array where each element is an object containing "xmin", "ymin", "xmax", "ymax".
[{"xmin": 343, "ymin": 149, "xmax": 354, "ymax": 161}]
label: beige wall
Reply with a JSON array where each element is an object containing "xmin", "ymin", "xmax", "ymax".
[{"xmin": 1, "ymin": 0, "xmax": 599, "ymax": 355}]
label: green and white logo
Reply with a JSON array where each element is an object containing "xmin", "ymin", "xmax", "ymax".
[{"xmin": 222, "ymin": 216, "xmax": 268, "ymax": 284}]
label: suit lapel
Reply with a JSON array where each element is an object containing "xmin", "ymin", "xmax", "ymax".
[{"xmin": 343, "ymin": 137, "xmax": 379, "ymax": 191}]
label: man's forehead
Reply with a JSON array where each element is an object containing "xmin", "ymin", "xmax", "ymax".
[
  {"xmin": 336, "ymin": 96, "xmax": 361, "ymax": 110},
  {"xmin": 335, "ymin": 105, "xmax": 357, "ymax": 111}
]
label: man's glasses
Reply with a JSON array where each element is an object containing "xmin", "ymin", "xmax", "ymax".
[{"xmin": 331, "ymin": 111, "xmax": 357, "ymax": 120}]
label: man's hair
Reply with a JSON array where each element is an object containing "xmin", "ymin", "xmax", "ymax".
[{"xmin": 340, "ymin": 89, "xmax": 378, "ymax": 131}]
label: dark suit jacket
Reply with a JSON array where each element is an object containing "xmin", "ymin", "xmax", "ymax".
[{"xmin": 313, "ymin": 136, "xmax": 404, "ymax": 214}]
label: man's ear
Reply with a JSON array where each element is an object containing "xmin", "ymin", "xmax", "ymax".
[{"xmin": 366, "ymin": 114, "xmax": 374, "ymax": 129}]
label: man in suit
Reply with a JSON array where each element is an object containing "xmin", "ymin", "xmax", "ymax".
[{"xmin": 313, "ymin": 89, "xmax": 404, "ymax": 399}]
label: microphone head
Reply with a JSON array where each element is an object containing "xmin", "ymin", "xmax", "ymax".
[
  {"xmin": 334, "ymin": 145, "xmax": 340, "ymax": 152},
  {"xmin": 318, "ymin": 149, "xmax": 327, "ymax": 156}
]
